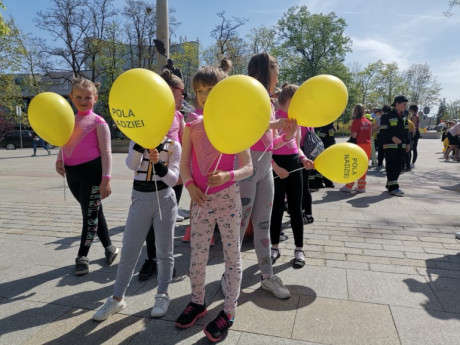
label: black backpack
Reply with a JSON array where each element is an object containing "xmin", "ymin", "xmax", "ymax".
[{"xmin": 303, "ymin": 129, "xmax": 325, "ymax": 160}]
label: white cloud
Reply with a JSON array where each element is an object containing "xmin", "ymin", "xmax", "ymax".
[{"xmin": 348, "ymin": 37, "xmax": 410, "ymax": 69}]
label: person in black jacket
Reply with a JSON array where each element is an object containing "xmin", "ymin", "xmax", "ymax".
[{"xmin": 379, "ymin": 96, "xmax": 410, "ymax": 196}]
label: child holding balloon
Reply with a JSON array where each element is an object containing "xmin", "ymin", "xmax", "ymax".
[
  {"xmin": 93, "ymin": 134, "xmax": 181, "ymax": 321},
  {"xmin": 55, "ymin": 77, "xmax": 118, "ymax": 276},
  {"xmin": 175, "ymin": 58, "xmax": 253, "ymax": 342},
  {"xmin": 271, "ymin": 84, "xmax": 314, "ymax": 269},
  {"xmin": 138, "ymin": 68, "xmax": 186, "ymax": 281},
  {"xmin": 340, "ymin": 104, "xmax": 372, "ymax": 193},
  {"xmin": 223, "ymin": 52, "xmax": 298, "ymax": 299}
]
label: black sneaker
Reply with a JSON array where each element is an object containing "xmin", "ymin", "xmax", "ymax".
[
  {"xmin": 175, "ymin": 302, "xmax": 207, "ymax": 329},
  {"xmin": 105, "ymin": 245, "xmax": 119, "ymax": 265},
  {"xmin": 138, "ymin": 259, "xmax": 157, "ymax": 281},
  {"xmin": 75, "ymin": 256, "xmax": 89, "ymax": 276},
  {"xmin": 203, "ymin": 310, "xmax": 233, "ymax": 342}
]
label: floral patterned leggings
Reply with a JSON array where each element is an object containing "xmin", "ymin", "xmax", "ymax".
[{"xmin": 189, "ymin": 183, "xmax": 242, "ymax": 316}]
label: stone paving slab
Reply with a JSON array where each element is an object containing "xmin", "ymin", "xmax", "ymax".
[{"xmin": 1, "ymin": 138, "xmax": 460, "ymax": 344}]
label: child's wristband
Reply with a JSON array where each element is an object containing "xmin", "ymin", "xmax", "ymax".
[
  {"xmin": 102, "ymin": 175, "xmax": 111, "ymax": 180},
  {"xmin": 229, "ymin": 171, "xmax": 235, "ymax": 181}
]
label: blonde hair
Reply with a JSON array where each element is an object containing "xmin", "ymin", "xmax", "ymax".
[
  {"xmin": 192, "ymin": 57, "xmax": 232, "ymax": 90},
  {"xmin": 277, "ymin": 84, "xmax": 299, "ymax": 106},
  {"xmin": 71, "ymin": 77, "xmax": 99, "ymax": 95}
]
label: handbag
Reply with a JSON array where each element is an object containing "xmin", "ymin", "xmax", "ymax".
[{"xmin": 303, "ymin": 129, "xmax": 325, "ymax": 160}]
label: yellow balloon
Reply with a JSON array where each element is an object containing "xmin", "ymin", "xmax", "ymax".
[
  {"xmin": 289, "ymin": 74, "xmax": 348, "ymax": 127},
  {"xmin": 28, "ymin": 92, "xmax": 75, "ymax": 146},
  {"xmin": 109, "ymin": 68, "xmax": 175, "ymax": 148},
  {"xmin": 203, "ymin": 75, "xmax": 271, "ymax": 154},
  {"xmin": 314, "ymin": 143, "xmax": 368, "ymax": 183}
]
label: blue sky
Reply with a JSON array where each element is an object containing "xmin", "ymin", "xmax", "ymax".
[{"xmin": 3, "ymin": 0, "xmax": 460, "ymax": 108}]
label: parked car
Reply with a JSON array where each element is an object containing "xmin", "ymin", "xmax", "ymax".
[{"xmin": 0, "ymin": 130, "xmax": 55, "ymax": 150}]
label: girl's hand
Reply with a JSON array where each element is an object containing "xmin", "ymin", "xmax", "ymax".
[
  {"xmin": 270, "ymin": 118, "xmax": 286, "ymax": 130},
  {"xmin": 148, "ymin": 149, "xmax": 160, "ymax": 164},
  {"xmin": 207, "ymin": 170, "xmax": 230, "ymax": 188},
  {"xmin": 283, "ymin": 118, "xmax": 298, "ymax": 142},
  {"xmin": 273, "ymin": 164, "xmax": 289, "ymax": 179},
  {"xmin": 100, "ymin": 179, "xmax": 112, "ymax": 199},
  {"xmin": 55, "ymin": 162, "xmax": 66, "ymax": 177},
  {"xmin": 301, "ymin": 157, "xmax": 315, "ymax": 170},
  {"xmin": 188, "ymin": 184, "xmax": 206, "ymax": 206}
]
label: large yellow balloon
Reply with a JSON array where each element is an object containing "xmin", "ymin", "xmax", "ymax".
[
  {"xmin": 109, "ymin": 68, "xmax": 175, "ymax": 148},
  {"xmin": 203, "ymin": 75, "xmax": 271, "ymax": 154},
  {"xmin": 289, "ymin": 74, "xmax": 348, "ymax": 127},
  {"xmin": 28, "ymin": 92, "xmax": 75, "ymax": 146},
  {"xmin": 314, "ymin": 143, "xmax": 368, "ymax": 183}
]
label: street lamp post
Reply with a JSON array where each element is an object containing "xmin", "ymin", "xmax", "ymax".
[{"xmin": 156, "ymin": 0, "xmax": 169, "ymax": 73}]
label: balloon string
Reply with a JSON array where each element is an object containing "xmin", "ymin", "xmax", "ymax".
[
  {"xmin": 151, "ymin": 163, "xmax": 163, "ymax": 221},
  {"xmin": 257, "ymin": 138, "xmax": 273, "ymax": 162},
  {"xmin": 61, "ymin": 149, "xmax": 66, "ymax": 201},
  {"xmin": 194, "ymin": 153, "xmax": 223, "ymax": 224},
  {"xmin": 273, "ymin": 166, "xmax": 306, "ymax": 178}
]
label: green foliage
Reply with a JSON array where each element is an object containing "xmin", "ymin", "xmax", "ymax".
[
  {"xmin": 0, "ymin": 1, "xmax": 9, "ymax": 36},
  {"xmin": 275, "ymin": 6, "xmax": 352, "ymax": 84}
]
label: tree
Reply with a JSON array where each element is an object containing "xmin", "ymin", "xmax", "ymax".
[
  {"xmin": 170, "ymin": 41, "xmax": 199, "ymax": 91},
  {"xmin": 436, "ymin": 98, "xmax": 448, "ymax": 124},
  {"xmin": 123, "ymin": 0, "xmax": 157, "ymax": 69},
  {"xmin": 35, "ymin": 0, "xmax": 116, "ymax": 79},
  {"xmin": 372, "ymin": 62, "xmax": 405, "ymax": 106},
  {"xmin": 445, "ymin": 0, "xmax": 460, "ymax": 16},
  {"xmin": 403, "ymin": 63, "xmax": 441, "ymax": 108},
  {"xmin": 0, "ymin": 18, "xmax": 24, "ymax": 133},
  {"xmin": 275, "ymin": 6, "xmax": 352, "ymax": 84},
  {"xmin": 211, "ymin": 11, "xmax": 247, "ymax": 59},
  {"xmin": 349, "ymin": 61, "xmax": 384, "ymax": 106},
  {"xmin": 246, "ymin": 26, "xmax": 277, "ymax": 55},
  {"xmin": 0, "ymin": 1, "xmax": 9, "ymax": 36}
]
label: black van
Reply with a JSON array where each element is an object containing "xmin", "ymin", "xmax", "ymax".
[{"xmin": 0, "ymin": 130, "xmax": 54, "ymax": 150}]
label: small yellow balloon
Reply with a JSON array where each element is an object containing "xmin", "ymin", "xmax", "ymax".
[
  {"xmin": 289, "ymin": 74, "xmax": 348, "ymax": 127},
  {"xmin": 314, "ymin": 143, "xmax": 368, "ymax": 183},
  {"xmin": 203, "ymin": 75, "xmax": 271, "ymax": 154},
  {"xmin": 109, "ymin": 68, "xmax": 175, "ymax": 149},
  {"xmin": 28, "ymin": 92, "xmax": 75, "ymax": 146}
]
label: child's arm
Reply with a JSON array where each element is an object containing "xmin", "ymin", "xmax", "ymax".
[
  {"xmin": 96, "ymin": 120, "xmax": 112, "ymax": 199},
  {"xmin": 180, "ymin": 126, "xmax": 206, "ymax": 205},
  {"xmin": 207, "ymin": 149, "xmax": 253, "ymax": 188}
]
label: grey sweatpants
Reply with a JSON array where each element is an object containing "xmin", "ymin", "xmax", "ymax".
[
  {"xmin": 113, "ymin": 187, "xmax": 177, "ymax": 297},
  {"xmin": 238, "ymin": 150, "xmax": 274, "ymax": 277}
]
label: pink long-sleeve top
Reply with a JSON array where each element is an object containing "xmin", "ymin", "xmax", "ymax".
[
  {"xmin": 186, "ymin": 109, "xmax": 203, "ymax": 123},
  {"xmin": 166, "ymin": 110, "xmax": 185, "ymax": 143},
  {"xmin": 251, "ymin": 104, "xmax": 288, "ymax": 152},
  {"xmin": 272, "ymin": 109, "xmax": 299, "ymax": 155},
  {"xmin": 56, "ymin": 110, "xmax": 112, "ymax": 177},
  {"xmin": 180, "ymin": 118, "xmax": 253, "ymax": 195}
]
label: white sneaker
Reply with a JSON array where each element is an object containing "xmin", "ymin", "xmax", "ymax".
[
  {"xmin": 261, "ymin": 275, "xmax": 290, "ymax": 299},
  {"xmin": 176, "ymin": 214, "xmax": 185, "ymax": 222},
  {"xmin": 93, "ymin": 297, "xmax": 126, "ymax": 321},
  {"xmin": 390, "ymin": 189, "xmax": 405, "ymax": 196},
  {"xmin": 178, "ymin": 208, "xmax": 190, "ymax": 219},
  {"xmin": 151, "ymin": 293, "xmax": 170, "ymax": 318},
  {"xmin": 340, "ymin": 186, "xmax": 353, "ymax": 193}
]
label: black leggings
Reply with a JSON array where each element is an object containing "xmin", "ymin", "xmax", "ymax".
[
  {"xmin": 412, "ymin": 131, "xmax": 420, "ymax": 164},
  {"xmin": 65, "ymin": 157, "xmax": 111, "ymax": 257},
  {"xmin": 271, "ymin": 154, "xmax": 304, "ymax": 248},
  {"xmin": 302, "ymin": 169, "xmax": 312, "ymax": 215}
]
